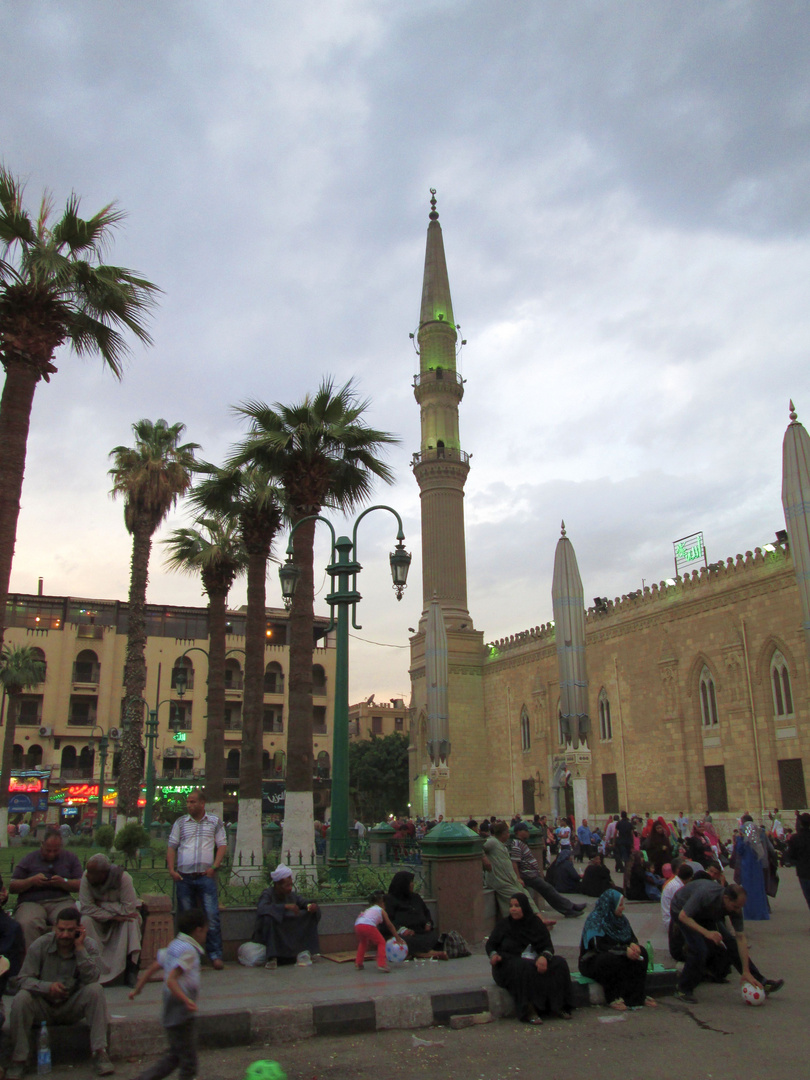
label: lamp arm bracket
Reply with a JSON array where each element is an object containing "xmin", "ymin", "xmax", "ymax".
[
  {"xmin": 286, "ymin": 513, "xmax": 337, "ymax": 555},
  {"xmin": 351, "ymin": 505, "xmax": 405, "ymax": 563}
]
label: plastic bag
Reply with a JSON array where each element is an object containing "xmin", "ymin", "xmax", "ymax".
[{"xmin": 238, "ymin": 941, "xmax": 267, "ymax": 967}]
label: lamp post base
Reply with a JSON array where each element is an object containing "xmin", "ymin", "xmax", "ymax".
[{"xmin": 327, "ymin": 856, "xmax": 350, "ymax": 883}]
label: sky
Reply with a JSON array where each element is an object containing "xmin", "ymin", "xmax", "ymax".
[{"xmin": 2, "ymin": 1, "xmax": 810, "ymax": 702}]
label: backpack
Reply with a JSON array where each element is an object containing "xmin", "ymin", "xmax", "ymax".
[{"xmin": 439, "ymin": 930, "xmax": 471, "ymax": 959}]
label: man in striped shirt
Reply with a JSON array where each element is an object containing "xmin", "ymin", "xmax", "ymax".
[{"xmin": 167, "ymin": 790, "xmax": 228, "ymax": 969}]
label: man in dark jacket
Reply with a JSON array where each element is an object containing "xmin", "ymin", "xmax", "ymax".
[{"xmin": 787, "ymin": 812, "xmax": 810, "ymax": 913}]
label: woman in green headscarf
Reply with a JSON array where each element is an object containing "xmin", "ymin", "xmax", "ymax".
[{"xmin": 578, "ymin": 889, "xmax": 657, "ymax": 1010}]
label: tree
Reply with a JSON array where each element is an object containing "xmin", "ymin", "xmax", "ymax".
[
  {"xmin": 190, "ymin": 465, "xmax": 282, "ymax": 876},
  {"xmin": 163, "ymin": 515, "xmax": 247, "ymax": 820},
  {"xmin": 109, "ymin": 419, "xmax": 199, "ymax": 822},
  {"xmin": 349, "ymin": 732, "xmax": 410, "ymax": 824},
  {"xmin": 0, "ymin": 167, "xmax": 159, "ymax": 649},
  {"xmin": 230, "ymin": 379, "xmax": 397, "ymax": 862},
  {"xmin": 0, "ymin": 644, "xmax": 46, "ymax": 844}
]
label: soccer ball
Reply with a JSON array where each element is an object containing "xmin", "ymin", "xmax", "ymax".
[
  {"xmin": 243, "ymin": 1061, "xmax": 287, "ymax": 1080},
  {"xmin": 741, "ymin": 982, "xmax": 766, "ymax": 1006},
  {"xmin": 386, "ymin": 939, "xmax": 409, "ymax": 965}
]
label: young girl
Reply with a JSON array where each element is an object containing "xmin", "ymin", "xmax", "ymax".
[{"xmin": 354, "ymin": 891, "xmax": 405, "ymax": 971}]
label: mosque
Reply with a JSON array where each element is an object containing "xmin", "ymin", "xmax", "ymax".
[{"xmin": 407, "ymin": 194, "xmax": 810, "ymax": 824}]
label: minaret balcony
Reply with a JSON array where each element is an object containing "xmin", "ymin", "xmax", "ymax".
[
  {"xmin": 412, "ymin": 447, "xmax": 470, "ymax": 466},
  {"xmin": 413, "ymin": 369, "xmax": 464, "ymax": 404}
]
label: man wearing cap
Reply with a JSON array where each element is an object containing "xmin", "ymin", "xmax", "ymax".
[
  {"xmin": 167, "ymin": 789, "xmax": 227, "ymax": 969},
  {"xmin": 511, "ymin": 822, "xmax": 586, "ymax": 918},
  {"xmin": 252, "ymin": 865, "xmax": 320, "ymax": 969}
]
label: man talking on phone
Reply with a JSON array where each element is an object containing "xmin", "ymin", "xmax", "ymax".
[{"xmin": 6, "ymin": 907, "xmax": 114, "ymax": 1077}]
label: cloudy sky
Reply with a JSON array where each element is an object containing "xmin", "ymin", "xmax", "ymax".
[{"xmin": 3, "ymin": 1, "xmax": 809, "ymax": 701}]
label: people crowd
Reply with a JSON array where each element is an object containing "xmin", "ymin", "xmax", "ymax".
[{"xmin": 0, "ymin": 799, "xmax": 797, "ymax": 1076}]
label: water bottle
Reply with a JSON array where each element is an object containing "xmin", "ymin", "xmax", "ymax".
[
  {"xmin": 37, "ymin": 1020, "xmax": 51, "ymax": 1074},
  {"xmin": 645, "ymin": 939, "xmax": 654, "ymax": 972}
]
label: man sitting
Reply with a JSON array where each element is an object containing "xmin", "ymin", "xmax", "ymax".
[
  {"xmin": 9, "ymin": 829, "xmax": 82, "ymax": 949},
  {"xmin": 7, "ymin": 907, "xmax": 114, "ymax": 1077},
  {"xmin": 252, "ymin": 864, "xmax": 320, "ymax": 969},
  {"xmin": 511, "ymin": 822, "xmax": 585, "ymax": 917},
  {"xmin": 79, "ymin": 854, "xmax": 142, "ymax": 987}
]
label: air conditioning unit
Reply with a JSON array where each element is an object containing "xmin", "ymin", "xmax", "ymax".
[
  {"xmin": 108, "ymin": 727, "xmax": 122, "ymax": 741},
  {"xmin": 164, "ymin": 748, "xmax": 177, "ymax": 758},
  {"xmin": 38, "ymin": 726, "xmax": 53, "ymax": 738}
]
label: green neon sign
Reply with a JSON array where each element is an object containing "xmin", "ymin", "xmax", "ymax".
[{"xmin": 173, "ymin": 731, "xmax": 187, "ymax": 743}]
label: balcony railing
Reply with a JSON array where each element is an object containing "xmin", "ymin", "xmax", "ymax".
[
  {"xmin": 68, "ymin": 713, "xmax": 97, "ymax": 727},
  {"xmin": 313, "ymin": 724, "xmax": 327, "ymax": 735},
  {"xmin": 413, "ymin": 369, "xmax": 463, "ymax": 388},
  {"xmin": 411, "ymin": 447, "xmax": 469, "ymax": 466},
  {"xmin": 224, "ymin": 677, "xmax": 244, "ymax": 691},
  {"xmin": 263, "ymin": 720, "xmax": 284, "ymax": 733}
]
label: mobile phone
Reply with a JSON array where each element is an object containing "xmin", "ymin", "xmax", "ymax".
[{"xmin": 74, "ymin": 929, "xmax": 82, "ymax": 939}]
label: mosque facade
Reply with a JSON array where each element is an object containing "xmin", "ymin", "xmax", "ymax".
[{"xmin": 408, "ymin": 198, "xmax": 810, "ymax": 822}]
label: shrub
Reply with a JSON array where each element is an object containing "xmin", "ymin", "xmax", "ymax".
[
  {"xmin": 114, "ymin": 823, "xmax": 151, "ymax": 864},
  {"xmin": 94, "ymin": 825, "xmax": 115, "ymax": 852}
]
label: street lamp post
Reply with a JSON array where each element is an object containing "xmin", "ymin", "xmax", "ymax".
[
  {"xmin": 89, "ymin": 726, "xmax": 110, "ymax": 831},
  {"xmin": 279, "ymin": 505, "xmax": 411, "ymax": 882},
  {"xmin": 129, "ymin": 679, "xmax": 184, "ymax": 833}
]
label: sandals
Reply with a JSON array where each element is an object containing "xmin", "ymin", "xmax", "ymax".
[
  {"xmin": 644, "ymin": 997, "xmax": 659, "ymax": 1008},
  {"xmin": 608, "ymin": 998, "xmax": 628, "ymax": 1011}
]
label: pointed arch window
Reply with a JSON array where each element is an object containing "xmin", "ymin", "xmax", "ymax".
[
  {"xmin": 598, "ymin": 690, "xmax": 612, "ymax": 741},
  {"xmin": 699, "ymin": 666, "xmax": 719, "ymax": 728},
  {"xmin": 770, "ymin": 651, "xmax": 794, "ymax": 718},
  {"xmin": 520, "ymin": 707, "xmax": 531, "ymax": 752}
]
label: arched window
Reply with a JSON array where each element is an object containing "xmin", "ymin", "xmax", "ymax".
[
  {"xmin": 262, "ymin": 750, "xmax": 272, "ymax": 778},
  {"xmin": 770, "ymin": 651, "xmax": 794, "ymax": 718},
  {"xmin": 78, "ymin": 746, "xmax": 95, "ymax": 776},
  {"xmin": 315, "ymin": 750, "xmax": 330, "ymax": 779},
  {"xmin": 699, "ymin": 666, "xmax": 719, "ymax": 728},
  {"xmin": 11, "ymin": 744, "xmax": 24, "ymax": 769},
  {"xmin": 171, "ymin": 656, "xmax": 194, "ymax": 692},
  {"xmin": 273, "ymin": 750, "xmax": 286, "ymax": 778},
  {"xmin": 25, "ymin": 744, "xmax": 43, "ymax": 770},
  {"xmin": 225, "ymin": 749, "xmax": 240, "ymax": 778},
  {"xmin": 30, "ymin": 647, "xmax": 47, "ymax": 683},
  {"xmin": 312, "ymin": 664, "xmax": 326, "ymax": 694},
  {"xmin": 61, "ymin": 745, "xmax": 77, "ymax": 773},
  {"xmin": 264, "ymin": 662, "xmax": 284, "ymax": 694},
  {"xmin": 599, "ymin": 690, "xmax": 612, "ymax": 741},
  {"xmin": 520, "ymin": 707, "xmax": 531, "ymax": 751},
  {"xmin": 224, "ymin": 659, "xmax": 243, "ymax": 691},
  {"xmin": 73, "ymin": 649, "xmax": 99, "ymax": 684}
]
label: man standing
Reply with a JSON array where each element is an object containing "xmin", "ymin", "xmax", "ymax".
[
  {"xmin": 676, "ymin": 810, "xmax": 689, "ymax": 840},
  {"xmin": 669, "ymin": 880, "xmax": 783, "ymax": 1004},
  {"xmin": 79, "ymin": 854, "xmax": 142, "ymax": 986},
  {"xmin": 511, "ymin": 822, "xmax": 586, "ymax": 918},
  {"xmin": 9, "ymin": 828, "xmax": 82, "ymax": 949},
  {"xmin": 7, "ymin": 907, "xmax": 114, "ymax": 1077},
  {"xmin": 576, "ymin": 819, "xmax": 592, "ymax": 862},
  {"xmin": 167, "ymin": 790, "xmax": 227, "ymax": 969},
  {"xmin": 614, "ymin": 811, "xmax": 633, "ymax": 872}
]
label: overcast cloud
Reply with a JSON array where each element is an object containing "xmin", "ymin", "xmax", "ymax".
[{"xmin": 2, "ymin": 1, "xmax": 809, "ymax": 700}]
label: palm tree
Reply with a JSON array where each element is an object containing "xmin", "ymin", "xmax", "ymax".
[
  {"xmin": 0, "ymin": 644, "xmax": 46, "ymax": 845},
  {"xmin": 163, "ymin": 515, "xmax": 247, "ymax": 820},
  {"xmin": 0, "ymin": 167, "xmax": 159, "ymax": 649},
  {"xmin": 190, "ymin": 465, "xmax": 283, "ymax": 875},
  {"xmin": 109, "ymin": 419, "xmax": 199, "ymax": 821},
  {"xmin": 230, "ymin": 378, "xmax": 396, "ymax": 860}
]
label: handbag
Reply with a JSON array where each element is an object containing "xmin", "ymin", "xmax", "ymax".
[{"xmin": 439, "ymin": 930, "xmax": 471, "ymax": 958}]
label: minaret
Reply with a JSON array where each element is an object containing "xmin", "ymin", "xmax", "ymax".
[
  {"xmin": 782, "ymin": 400, "xmax": 810, "ymax": 661},
  {"xmin": 411, "ymin": 189, "xmax": 472, "ymax": 630}
]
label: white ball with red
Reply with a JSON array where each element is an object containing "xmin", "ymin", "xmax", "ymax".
[
  {"xmin": 741, "ymin": 981, "xmax": 765, "ymax": 1006},
  {"xmin": 385, "ymin": 940, "xmax": 409, "ymax": 965}
]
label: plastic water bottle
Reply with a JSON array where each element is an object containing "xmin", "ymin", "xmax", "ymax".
[
  {"xmin": 37, "ymin": 1020, "xmax": 51, "ymax": 1074},
  {"xmin": 645, "ymin": 939, "xmax": 654, "ymax": 972}
]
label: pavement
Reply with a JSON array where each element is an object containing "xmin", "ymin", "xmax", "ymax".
[{"xmin": 11, "ymin": 866, "xmax": 807, "ymax": 1068}]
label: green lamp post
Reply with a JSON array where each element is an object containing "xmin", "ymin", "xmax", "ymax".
[
  {"xmin": 89, "ymin": 726, "xmax": 110, "ymax": 831},
  {"xmin": 129, "ymin": 673, "xmax": 185, "ymax": 832},
  {"xmin": 279, "ymin": 505, "xmax": 411, "ymax": 882}
]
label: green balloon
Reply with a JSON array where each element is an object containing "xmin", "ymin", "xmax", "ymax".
[{"xmin": 244, "ymin": 1061, "xmax": 287, "ymax": 1080}]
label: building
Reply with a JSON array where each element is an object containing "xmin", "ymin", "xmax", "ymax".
[
  {"xmin": 348, "ymin": 696, "xmax": 408, "ymax": 740},
  {"xmin": 1, "ymin": 592, "xmax": 336, "ymax": 822},
  {"xmin": 407, "ymin": 195, "xmax": 810, "ymax": 821}
]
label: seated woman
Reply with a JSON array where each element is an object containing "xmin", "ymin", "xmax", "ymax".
[
  {"xmin": 622, "ymin": 850, "xmax": 649, "ymax": 901},
  {"xmin": 385, "ymin": 871, "xmax": 448, "ymax": 960},
  {"xmin": 545, "ymin": 847, "xmax": 583, "ymax": 894},
  {"xmin": 581, "ymin": 853, "xmax": 615, "ymax": 898},
  {"xmin": 579, "ymin": 888, "xmax": 657, "ymax": 1011},
  {"xmin": 486, "ymin": 893, "xmax": 574, "ymax": 1024}
]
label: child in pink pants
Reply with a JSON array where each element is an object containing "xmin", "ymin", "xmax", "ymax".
[{"xmin": 354, "ymin": 891, "xmax": 404, "ymax": 971}]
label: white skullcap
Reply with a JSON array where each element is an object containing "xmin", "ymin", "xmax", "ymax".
[{"xmin": 270, "ymin": 864, "xmax": 293, "ymax": 882}]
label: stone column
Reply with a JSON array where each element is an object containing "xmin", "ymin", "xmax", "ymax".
[{"xmin": 421, "ymin": 822, "xmax": 486, "ymax": 946}]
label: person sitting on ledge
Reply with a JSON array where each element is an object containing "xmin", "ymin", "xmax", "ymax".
[
  {"xmin": 385, "ymin": 871, "xmax": 448, "ymax": 960},
  {"xmin": 79, "ymin": 854, "xmax": 142, "ymax": 987},
  {"xmin": 252, "ymin": 864, "xmax": 320, "ymax": 970},
  {"xmin": 9, "ymin": 828, "xmax": 83, "ymax": 950},
  {"xmin": 580, "ymin": 852, "xmax": 616, "ymax": 898}
]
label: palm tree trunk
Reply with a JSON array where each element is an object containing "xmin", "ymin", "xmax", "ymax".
[
  {"xmin": 0, "ymin": 361, "xmax": 40, "ymax": 648},
  {"xmin": 0, "ymin": 690, "xmax": 16, "ymax": 846},
  {"xmin": 282, "ymin": 513, "xmax": 316, "ymax": 863},
  {"xmin": 203, "ymin": 586, "xmax": 228, "ymax": 819},
  {"xmin": 119, "ymin": 517, "xmax": 152, "ymax": 820},
  {"xmin": 233, "ymin": 549, "xmax": 267, "ymax": 878}
]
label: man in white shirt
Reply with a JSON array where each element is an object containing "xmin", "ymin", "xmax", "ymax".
[
  {"xmin": 167, "ymin": 790, "xmax": 227, "ymax": 969},
  {"xmin": 661, "ymin": 863, "xmax": 694, "ymax": 932}
]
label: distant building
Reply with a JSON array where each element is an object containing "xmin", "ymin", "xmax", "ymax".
[
  {"xmin": 349, "ymin": 697, "xmax": 408, "ymax": 740},
  {"xmin": 2, "ymin": 593, "xmax": 336, "ymax": 822}
]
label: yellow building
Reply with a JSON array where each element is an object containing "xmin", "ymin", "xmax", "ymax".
[
  {"xmin": 348, "ymin": 696, "xmax": 408, "ymax": 740},
  {"xmin": 2, "ymin": 592, "xmax": 336, "ymax": 822}
]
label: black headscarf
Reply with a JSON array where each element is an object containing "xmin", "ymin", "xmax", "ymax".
[
  {"xmin": 388, "ymin": 871, "xmax": 415, "ymax": 903},
  {"xmin": 501, "ymin": 893, "xmax": 552, "ymax": 950}
]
